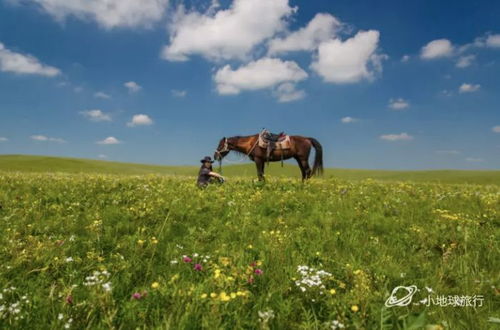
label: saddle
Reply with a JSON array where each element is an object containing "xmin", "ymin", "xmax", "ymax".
[{"xmin": 258, "ymin": 131, "xmax": 291, "ymax": 163}]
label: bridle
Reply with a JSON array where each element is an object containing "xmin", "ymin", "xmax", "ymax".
[{"xmin": 215, "ymin": 137, "xmax": 229, "ymax": 158}]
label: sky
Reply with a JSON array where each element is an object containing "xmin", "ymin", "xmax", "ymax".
[{"xmin": 0, "ymin": 0, "xmax": 499, "ymax": 170}]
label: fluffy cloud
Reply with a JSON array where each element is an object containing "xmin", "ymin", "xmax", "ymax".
[
  {"xmin": 268, "ymin": 13, "xmax": 341, "ymax": 55},
  {"xmin": 310, "ymin": 30, "xmax": 385, "ymax": 84},
  {"xmin": 94, "ymin": 91, "xmax": 111, "ymax": 99},
  {"xmin": 341, "ymin": 116, "xmax": 357, "ymax": 124},
  {"xmin": 124, "ymin": 81, "xmax": 142, "ymax": 93},
  {"xmin": 0, "ymin": 137, "xmax": 8, "ymax": 142},
  {"xmin": 80, "ymin": 109, "xmax": 112, "ymax": 122},
  {"xmin": 379, "ymin": 133, "xmax": 413, "ymax": 141},
  {"xmin": 15, "ymin": 0, "xmax": 169, "ymax": 29},
  {"xmin": 171, "ymin": 89, "xmax": 187, "ymax": 97},
  {"xmin": 420, "ymin": 39, "xmax": 454, "ymax": 59},
  {"xmin": 273, "ymin": 82, "xmax": 305, "ymax": 103},
  {"xmin": 492, "ymin": 125, "xmax": 500, "ymax": 133},
  {"xmin": 388, "ymin": 98, "xmax": 409, "ymax": 110},
  {"xmin": 97, "ymin": 136, "xmax": 121, "ymax": 145},
  {"xmin": 161, "ymin": 0, "xmax": 294, "ymax": 62},
  {"xmin": 465, "ymin": 157, "xmax": 484, "ymax": 162},
  {"xmin": 459, "ymin": 83, "xmax": 480, "ymax": 93},
  {"xmin": 127, "ymin": 114, "xmax": 153, "ymax": 127},
  {"xmin": 0, "ymin": 42, "xmax": 60, "ymax": 76},
  {"xmin": 31, "ymin": 135, "xmax": 66, "ymax": 143},
  {"xmin": 486, "ymin": 34, "xmax": 500, "ymax": 48},
  {"xmin": 456, "ymin": 55, "xmax": 475, "ymax": 68},
  {"xmin": 214, "ymin": 57, "xmax": 307, "ymax": 95}
]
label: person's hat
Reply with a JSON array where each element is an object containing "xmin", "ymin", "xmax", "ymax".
[{"xmin": 200, "ymin": 156, "xmax": 215, "ymax": 163}]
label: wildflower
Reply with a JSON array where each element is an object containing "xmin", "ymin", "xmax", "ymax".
[
  {"xmin": 151, "ymin": 237, "xmax": 158, "ymax": 244},
  {"xmin": 65, "ymin": 295, "xmax": 73, "ymax": 305},
  {"xmin": 329, "ymin": 320, "xmax": 345, "ymax": 329},
  {"xmin": 194, "ymin": 264, "xmax": 203, "ymax": 271},
  {"xmin": 210, "ymin": 292, "xmax": 218, "ymax": 298},
  {"xmin": 247, "ymin": 244, "xmax": 253, "ymax": 249},
  {"xmin": 329, "ymin": 289, "xmax": 336, "ymax": 295},
  {"xmin": 151, "ymin": 282, "xmax": 160, "ymax": 289},
  {"xmin": 65, "ymin": 257, "xmax": 74, "ymax": 263},
  {"xmin": 214, "ymin": 269, "xmax": 221, "ymax": 279},
  {"xmin": 351, "ymin": 305, "xmax": 359, "ymax": 312},
  {"xmin": 58, "ymin": 313, "xmax": 64, "ymax": 320},
  {"xmin": 131, "ymin": 292, "xmax": 147, "ymax": 300},
  {"xmin": 102, "ymin": 282, "xmax": 112, "ymax": 292},
  {"xmin": 137, "ymin": 240, "xmax": 145, "ymax": 245},
  {"xmin": 183, "ymin": 256, "xmax": 192, "ymax": 263},
  {"xmin": 230, "ymin": 292, "xmax": 237, "ymax": 299},
  {"xmin": 170, "ymin": 259, "xmax": 178, "ymax": 265},
  {"xmin": 200, "ymin": 293, "xmax": 208, "ymax": 299},
  {"xmin": 219, "ymin": 292, "xmax": 230, "ymax": 302},
  {"xmin": 254, "ymin": 269, "xmax": 263, "ymax": 275},
  {"xmin": 258, "ymin": 309, "xmax": 275, "ymax": 323},
  {"xmin": 353, "ymin": 269, "xmax": 361, "ymax": 275}
]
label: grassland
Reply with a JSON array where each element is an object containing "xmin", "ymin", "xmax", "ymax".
[
  {"xmin": 1, "ymin": 154, "xmax": 499, "ymax": 185},
  {"xmin": 0, "ymin": 155, "xmax": 499, "ymax": 329}
]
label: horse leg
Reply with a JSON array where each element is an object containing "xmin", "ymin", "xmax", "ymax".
[
  {"xmin": 294, "ymin": 156, "xmax": 306, "ymax": 181},
  {"xmin": 255, "ymin": 158, "xmax": 265, "ymax": 181},
  {"xmin": 298, "ymin": 157, "xmax": 312, "ymax": 181}
]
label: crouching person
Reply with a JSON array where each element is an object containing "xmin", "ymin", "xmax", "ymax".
[{"xmin": 197, "ymin": 156, "xmax": 225, "ymax": 187}]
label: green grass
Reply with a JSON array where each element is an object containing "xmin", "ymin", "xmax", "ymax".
[
  {"xmin": 0, "ymin": 173, "xmax": 498, "ymax": 329},
  {"xmin": 1, "ymin": 154, "xmax": 499, "ymax": 185}
]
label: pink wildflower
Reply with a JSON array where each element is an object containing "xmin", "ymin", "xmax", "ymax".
[
  {"xmin": 194, "ymin": 263, "xmax": 203, "ymax": 271},
  {"xmin": 183, "ymin": 256, "xmax": 192, "ymax": 263},
  {"xmin": 254, "ymin": 268, "xmax": 263, "ymax": 275},
  {"xmin": 65, "ymin": 295, "xmax": 73, "ymax": 305}
]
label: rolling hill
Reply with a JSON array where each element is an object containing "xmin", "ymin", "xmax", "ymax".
[{"xmin": 0, "ymin": 154, "xmax": 498, "ymax": 185}]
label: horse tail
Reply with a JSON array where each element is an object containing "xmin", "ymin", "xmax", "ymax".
[{"xmin": 308, "ymin": 137, "xmax": 324, "ymax": 176}]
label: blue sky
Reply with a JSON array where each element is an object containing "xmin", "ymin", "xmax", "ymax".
[{"xmin": 0, "ymin": 0, "xmax": 499, "ymax": 169}]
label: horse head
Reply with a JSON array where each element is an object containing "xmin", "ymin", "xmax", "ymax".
[{"xmin": 214, "ymin": 137, "xmax": 230, "ymax": 161}]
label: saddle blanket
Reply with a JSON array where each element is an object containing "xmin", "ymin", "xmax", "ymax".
[{"xmin": 258, "ymin": 134, "xmax": 291, "ymax": 149}]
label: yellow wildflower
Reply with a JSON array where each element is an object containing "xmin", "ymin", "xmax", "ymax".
[
  {"xmin": 151, "ymin": 282, "xmax": 160, "ymax": 289},
  {"xmin": 351, "ymin": 305, "xmax": 359, "ymax": 312}
]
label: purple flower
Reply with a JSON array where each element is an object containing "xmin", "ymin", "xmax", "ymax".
[
  {"xmin": 183, "ymin": 256, "xmax": 192, "ymax": 263},
  {"xmin": 194, "ymin": 263, "xmax": 203, "ymax": 271},
  {"xmin": 131, "ymin": 291, "xmax": 147, "ymax": 300},
  {"xmin": 65, "ymin": 295, "xmax": 73, "ymax": 305},
  {"xmin": 254, "ymin": 269, "xmax": 263, "ymax": 275}
]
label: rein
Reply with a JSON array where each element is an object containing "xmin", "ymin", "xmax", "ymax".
[{"xmin": 215, "ymin": 136, "xmax": 260, "ymax": 173}]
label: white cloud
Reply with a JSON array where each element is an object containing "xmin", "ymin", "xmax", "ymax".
[
  {"xmin": 388, "ymin": 98, "xmax": 409, "ymax": 110},
  {"xmin": 310, "ymin": 30, "xmax": 385, "ymax": 84},
  {"xmin": 401, "ymin": 55, "xmax": 410, "ymax": 62},
  {"xmin": 273, "ymin": 82, "xmax": 305, "ymax": 103},
  {"xmin": 456, "ymin": 55, "xmax": 475, "ymax": 68},
  {"xmin": 341, "ymin": 116, "xmax": 357, "ymax": 124},
  {"xmin": 31, "ymin": 135, "xmax": 66, "ymax": 143},
  {"xmin": 97, "ymin": 136, "xmax": 121, "ymax": 145},
  {"xmin": 492, "ymin": 125, "xmax": 500, "ymax": 133},
  {"xmin": 124, "ymin": 81, "xmax": 142, "ymax": 93},
  {"xmin": 98, "ymin": 154, "xmax": 108, "ymax": 159},
  {"xmin": 267, "ymin": 13, "xmax": 341, "ymax": 55},
  {"xmin": 161, "ymin": 0, "xmax": 294, "ymax": 62},
  {"xmin": 15, "ymin": 0, "xmax": 169, "ymax": 29},
  {"xmin": 435, "ymin": 150, "xmax": 460, "ymax": 155},
  {"xmin": 465, "ymin": 157, "xmax": 484, "ymax": 162},
  {"xmin": 459, "ymin": 83, "xmax": 480, "ymax": 93},
  {"xmin": 214, "ymin": 57, "xmax": 307, "ymax": 95},
  {"xmin": 0, "ymin": 137, "xmax": 8, "ymax": 142},
  {"xmin": 486, "ymin": 34, "xmax": 500, "ymax": 48},
  {"xmin": 171, "ymin": 89, "xmax": 187, "ymax": 97},
  {"xmin": 80, "ymin": 109, "xmax": 112, "ymax": 122},
  {"xmin": 380, "ymin": 132, "xmax": 413, "ymax": 141},
  {"xmin": 420, "ymin": 39, "xmax": 454, "ymax": 59},
  {"xmin": 94, "ymin": 91, "xmax": 111, "ymax": 99},
  {"xmin": 0, "ymin": 42, "xmax": 60, "ymax": 76},
  {"xmin": 127, "ymin": 114, "xmax": 153, "ymax": 127}
]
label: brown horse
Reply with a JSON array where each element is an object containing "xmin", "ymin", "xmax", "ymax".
[{"xmin": 214, "ymin": 134, "xmax": 323, "ymax": 181}]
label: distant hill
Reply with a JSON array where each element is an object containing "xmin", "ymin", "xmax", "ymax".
[{"xmin": 0, "ymin": 154, "xmax": 499, "ymax": 185}]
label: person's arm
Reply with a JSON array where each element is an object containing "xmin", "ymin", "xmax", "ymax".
[{"xmin": 209, "ymin": 171, "xmax": 225, "ymax": 180}]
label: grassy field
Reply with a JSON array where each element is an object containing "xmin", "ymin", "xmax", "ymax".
[
  {"xmin": 1, "ymin": 154, "xmax": 499, "ymax": 185},
  {"xmin": 0, "ymin": 158, "xmax": 499, "ymax": 328}
]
